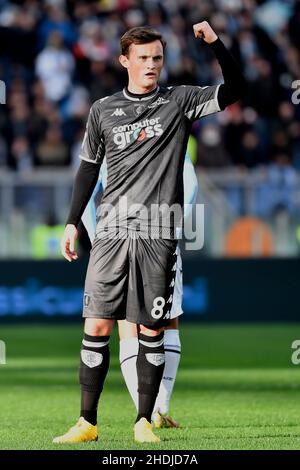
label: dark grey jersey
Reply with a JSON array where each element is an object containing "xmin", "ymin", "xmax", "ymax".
[{"xmin": 80, "ymin": 84, "xmax": 221, "ymax": 238}]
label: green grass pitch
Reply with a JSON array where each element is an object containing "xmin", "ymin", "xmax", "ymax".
[{"xmin": 1, "ymin": 323, "xmax": 300, "ymax": 450}]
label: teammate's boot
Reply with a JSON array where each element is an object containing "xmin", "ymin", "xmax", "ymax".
[
  {"xmin": 152, "ymin": 411, "xmax": 180, "ymax": 429},
  {"xmin": 134, "ymin": 417, "xmax": 160, "ymax": 443},
  {"xmin": 53, "ymin": 417, "xmax": 98, "ymax": 444}
]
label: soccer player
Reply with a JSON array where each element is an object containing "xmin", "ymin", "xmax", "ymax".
[
  {"xmin": 81, "ymin": 153, "xmax": 198, "ymax": 429},
  {"xmin": 54, "ymin": 22, "xmax": 246, "ymax": 444}
]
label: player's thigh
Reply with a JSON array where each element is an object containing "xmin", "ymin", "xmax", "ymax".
[{"xmin": 83, "ymin": 236, "xmax": 129, "ymax": 319}]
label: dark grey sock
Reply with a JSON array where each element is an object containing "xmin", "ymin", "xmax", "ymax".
[
  {"xmin": 136, "ymin": 331, "xmax": 165, "ymax": 423},
  {"xmin": 79, "ymin": 333, "xmax": 110, "ymax": 425}
]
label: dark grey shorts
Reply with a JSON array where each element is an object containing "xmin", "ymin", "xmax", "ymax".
[{"xmin": 83, "ymin": 235, "xmax": 178, "ymax": 328}]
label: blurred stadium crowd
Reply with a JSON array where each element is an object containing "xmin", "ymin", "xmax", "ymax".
[
  {"xmin": 0, "ymin": 0, "xmax": 300, "ymax": 257},
  {"xmin": 0, "ymin": 0, "xmax": 299, "ymax": 169}
]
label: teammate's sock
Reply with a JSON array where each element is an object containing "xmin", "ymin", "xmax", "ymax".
[
  {"xmin": 79, "ymin": 333, "xmax": 110, "ymax": 425},
  {"xmin": 119, "ymin": 337, "xmax": 139, "ymax": 410},
  {"xmin": 154, "ymin": 329, "xmax": 181, "ymax": 415},
  {"xmin": 136, "ymin": 331, "xmax": 165, "ymax": 423}
]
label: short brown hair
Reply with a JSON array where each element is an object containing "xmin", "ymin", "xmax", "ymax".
[{"xmin": 120, "ymin": 26, "xmax": 166, "ymax": 57}]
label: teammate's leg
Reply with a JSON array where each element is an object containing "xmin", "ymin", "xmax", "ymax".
[
  {"xmin": 134, "ymin": 324, "xmax": 165, "ymax": 443},
  {"xmin": 118, "ymin": 317, "xmax": 181, "ymax": 427},
  {"xmin": 153, "ymin": 317, "xmax": 181, "ymax": 428},
  {"xmin": 153, "ymin": 245, "xmax": 182, "ymax": 427},
  {"xmin": 53, "ymin": 318, "xmax": 114, "ymax": 444},
  {"xmin": 118, "ymin": 319, "xmax": 138, "ymax": 410}
]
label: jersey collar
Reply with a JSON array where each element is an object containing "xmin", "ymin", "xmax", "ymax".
[{"xmin": 123, "ymin": 86, "xmax": 160, "ymax": 101}]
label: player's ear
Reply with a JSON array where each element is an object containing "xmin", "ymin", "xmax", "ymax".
[{"xmin": 119, "ymin": 55, "xmax": 129, "ymax": 69}]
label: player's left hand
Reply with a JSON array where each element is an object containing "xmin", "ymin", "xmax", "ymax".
[{"xmin": 193, "ymin": 21, "xmax": 218, "ymax": 44}]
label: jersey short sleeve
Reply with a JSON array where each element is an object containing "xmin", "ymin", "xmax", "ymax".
[
  {"xmin": 79, "ymin": 102, "xmax": 105, "ymax": 165},
  {"xmin": 173, "ymin": 84, "xmax": 221, "ymax": 121}
]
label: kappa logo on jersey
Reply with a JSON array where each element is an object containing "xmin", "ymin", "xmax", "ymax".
[
  {"xmin": 148, "ymin": 97, "xmax": 170, "ymax": 109},
  {"xmin": 112, "ymin": 117, "xmax": 163, "ymax": 149},
  {"xmin": 111, "ymin": 108, "xmax": 126, "ymax": 116},
  {"xmin": 164, "ymin": 310, "xmax": 171, "ymax": 320}
]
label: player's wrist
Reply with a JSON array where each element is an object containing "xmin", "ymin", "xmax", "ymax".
[{"xmin": 207, "ymin": 35, "xmax": 219, "ymax": 45}]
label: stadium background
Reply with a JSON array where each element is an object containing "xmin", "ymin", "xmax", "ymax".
[{"xmin": 1, "ymin": 0, "xmax": 300, "ymax": 451}]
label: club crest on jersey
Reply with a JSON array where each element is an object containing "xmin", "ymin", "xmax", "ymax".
[
  {"xmin": 134, "ymin": 104, "xmax": 146, "ymax": 116},
  {"xmin": 111, "ymin": 108, "xmax": 126, "ymax": 117}
]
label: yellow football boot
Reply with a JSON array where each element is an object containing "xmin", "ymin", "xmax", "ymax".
[
  {"xmin": 53, "ymin": 417, "xmax": 98, "ymax": 444},
  {"xmin": 134, "ymin": 417, "xmax": 160, "ymax": 443},
  {"xmin": 152, "ymin": 411, "xmax": 180, "ymax": 429}
]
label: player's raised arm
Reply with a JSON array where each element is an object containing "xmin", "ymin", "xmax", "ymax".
[
  {"xmin": 61, "ymin": 102, "xmax": 104, "ymax": 262},
  {"xmin": 193, "ymin": 21, "xmax": 247, "ymax": 110}
]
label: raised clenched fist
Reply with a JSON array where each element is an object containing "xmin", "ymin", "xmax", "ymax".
[{"xmin": 193, "ymin": 21, "xmax": 218, "ymax": 44}]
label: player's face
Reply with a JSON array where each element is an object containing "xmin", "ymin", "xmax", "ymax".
[{"xmin": 120, "ymin": 40, "xmax": 164, "ymax": 93}]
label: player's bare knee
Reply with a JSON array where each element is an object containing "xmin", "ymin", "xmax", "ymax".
[
  {"xmin": 84, "ymin": 318, "xmax": 114, "ymax": 336},
  {"xmin": 140, "ymin": 324, "xmax": 164, "ymax": 337}
]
